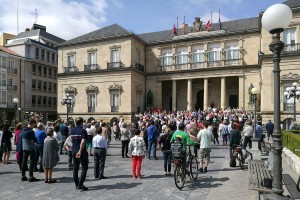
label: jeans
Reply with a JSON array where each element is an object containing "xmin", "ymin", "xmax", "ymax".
[
  {"xmin": 35, "ymin": 144, "xmax": 44, "ymax": 171},
  {"xmin": 148, "ymin": 140, "xmax": 157, "ymax": 159},
  {"xmin": 132, "ymin": 155, "xmax": 143, "ymax": 177},
  {"xmin": 222, "ymin": 134, "xmax": 228, "ymax": 145},
  {"xmin": 21, "ymin": 150, "xmax": 35, "ymax": 177},
  {"xmin": 72, "ymin": 151, "xmax": 88, "ymax": 187},
  {"xmin": 243, "ymin": 136, "xmax": 253, "ymax": 150},
  {"xmin": 163, "ymin": 150, "xmax": 171, "ymax": 173},
  {"xmin": 94, "ymin": 148, "xmax": 106, "ymax": 178},
  {"xmin": 121, "ymin": 140, "xmax": 129, "ymax": 157},
  {"xmin": 214, "ymin": 136, "xmax": 219, "ymax": 145},
  {"xmin": 67, "ymin": 151, "xmax": 73, "ymax": 168}
]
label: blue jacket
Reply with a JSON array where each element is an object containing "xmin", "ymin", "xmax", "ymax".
[
  {"xmin": 21, "ymin": 127, "xmax": 37, "ymax": 151},
  {"xmin": 266, "ymin": 122, "xmax": 274, "ymax": 134},
  {"xmin": 147, "ymin": 125, "xmax": 158, "ymax": 141}
]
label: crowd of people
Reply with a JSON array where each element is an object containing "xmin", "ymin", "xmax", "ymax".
[{"xmin": 0, "ymin": 107, "xmax": 285, "ymax": 191}]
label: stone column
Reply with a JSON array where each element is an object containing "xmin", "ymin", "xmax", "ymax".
[
  {"xmin": 204, "ymin": 78, "xmax": 208, "ymax": 110},
  {"xmin": 187, "ymin": 79, "xmax": 192, "ymax": 111},
  {"xmin": 221, "ymin": 77, "xmax": 226, "ymax": 110},
  {"xmin": 238, "ymin": 76, "xmax": 245, "ymax": 109},
  {"xmin": 172, "ymin": 80, "xmax": 177, "ymax": 111},
  {"xmin": 156, "ymin": 81, "xmax": 162, "ymax": 109}
]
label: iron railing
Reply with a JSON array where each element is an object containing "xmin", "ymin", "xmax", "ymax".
[
  {"xmin": 283, "ymin": 43, "xmax": 300, "ymax": 52},
  {"xmin": 84, "ymin": 64, "xmax": 100, "ymax": 71},
  {"xmin": 225, "ymin": 59, "xmax": 241, "ymax": 66},
  {"xmin": 283, "ymin": 103, "xmax": 294, "ymax": 111},
  {"xmin": 111, "ymin": 106, "xmax": 119, "ymax": 112},
  {"xmin": 191, "ymin": 62, "xmax": 205, "ymax": 68},
  {"xmin": 64, "ymin": 66, "xmax": 78, "ymax": 73},
  {"xmin": 88, "ymin": 106, "xmax": 95, "ymax": 113},
  {"xmin": 107, "ymin": 62, "xmax": 124, "ymax": 69},
  {"xmin": 134, "ymin": 63, "xmax": 145, "ymax": 72},
  {"xmin": 207, "ymin": 60, "xmax": 222, "ymax": 67}
]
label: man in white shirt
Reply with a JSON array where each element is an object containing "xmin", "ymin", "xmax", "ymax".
[
  {"xmin": 197, "ymin": 121, "xmax": 214, "ymax": 173},
  {"xmin": 92, "ymin": 126, "xmax": 108, "ymax": 180}
]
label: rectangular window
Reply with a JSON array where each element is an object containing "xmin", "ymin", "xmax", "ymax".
[
  {"xmin": 43, "ymin": 81, "xmax": 47, "ymax": 91},
  {"xmin": 53, "ymin": 69, "xmax": 57, "ymax": 78},
  {"xmin": 43, "ymin": 96, "xmax": 47, "ymax": 107},
  {"xmin": 161, "ymin": 52, "xmax": 173, "ymax": 66},
  {"xmin": 37, "ymin": 80, "xmax": 41, "ymax": 91},
  {"xmin": 32, "ymin": 64, "xmax": 36, "ymax": 75},
  {"xmin": 37, "ymin": 96, "xmax": 41, "ymax": 107},
  {"xmin": 41, "ymin": 49, "xmax": 45, "ymax": 60},
  {"xmin": 53, "ymin": 83, "xmax": 57, "ymax": 93},
  {"xmin": 35, "ymin": 47, "xmax": 39, "ymax": 59},
  {"xmin": 7, "ymin": 77, "xmax": 12, "ymax": 86},
  {"xmin": 192, "ymin": 49, "xmax": 205, "ymax": 63},
  {"xmin": 8, "ymin": 60, "xmax": 15, "ymax": 70},
  {"xmin": 53, "ymin": 97, "xmax": 57, "ymax": 107},
  {"xmin": 1, "ymin": 73, "xmax": 6, "ymax": 87},
  {"xmin": 48, "ymin": 97, "xmax": 52, "ymax": 107},
  {"xmin": 32, "ymin": 80, "xmax": 36, "ymax": 90},
  {"xmin": 284, "ymin": 28, "xmax": 296, "ymax": 51},
  {"xmin": 52, "ymin": 53, "xmax": 55, "ymax": 63},
  {"xmin": 38, "ymin": 66, "xmax": 42, "ymax": 75},
  {"xmin": 43, "ymin": 67, "xmax": 47, "ymax": 77},
  {"xmin": 48, "ymin": 68, "xmax": 52, "ymax": 78},
  {"xmin": 110, "ymin": 90, "xmax": 119, "ymax": 112},
  {"xmin": 88, "ymin": 93, "xmax": 96, "ymax": 112},
  {"xmin": 111, "ymin": 50, "xmax": 120, "ymax": 62},
  {"xmin": 0, "ymin": 91, "xmax": 7, "ymax": 104},
  {"xmin": 88, "ymin": 53, "xmax": 96, "ymax": 65},
  {"xmin": 46, "ymin": 51, "xmax": 50, "ymax": 62},
  {"xmin": 207, "ymin": 49, "xmax": 220, "ymax": 61},
  {"xmin": 32, "ymin": 95, "xmax": 36, "ymax": 107},
  {"xmin": 2, "ymin": 57, "xmax": 7, "ymax": 69},
  {"xmin": 68, "ymin": 55, "xmax": 75, "ymax": 67}
]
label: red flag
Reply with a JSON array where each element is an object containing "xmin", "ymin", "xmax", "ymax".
[
  {"xmin": 173, "ymin": 24, "xmax": 177, "ymax": 35},
  {"xmin": 205, "ymin": 20, "xmax": 212, "ymax": 30}
]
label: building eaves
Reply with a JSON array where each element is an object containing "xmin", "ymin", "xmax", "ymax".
[{"xmin": 0, "ymin": 45, "xmax": 21, "ymax": 57}]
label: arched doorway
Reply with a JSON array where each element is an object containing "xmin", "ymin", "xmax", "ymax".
[{"xmin": 196, "ymin": 90, "xmax": 204, "ymax": 111}]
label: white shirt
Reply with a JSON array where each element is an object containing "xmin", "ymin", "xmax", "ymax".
[
  {"xmin": 197, "ymin": 128, "xmax": 213, "ymax": 148},
  {"xmin": 92, "ymin": 134, "xmax": 108, "ymax": 150}
]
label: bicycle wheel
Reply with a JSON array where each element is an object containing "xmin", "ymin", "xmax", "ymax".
[
  {"xmin": 174, "ymin": 162, "xmax": 185, "ymax": 190},
  {"xmin": 189, "ymin": 155, "xmax": 198, "ymax": 180},
  {"xmin": 247, "ymin": 150, "xmax": 253, "ymax": 160},
  {"xmin": 238, "ymin": 153, "xmax": 244, "ymax": 170},
  {"xmin": 297, "ymin": 176, "xmax": 300, "ymax": 191}
]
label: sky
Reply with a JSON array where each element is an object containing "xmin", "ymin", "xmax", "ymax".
[{"xmin": 0, "ymin": 0, "xmax": 285, "ymax": 40}]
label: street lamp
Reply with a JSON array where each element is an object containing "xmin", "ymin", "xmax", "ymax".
[
  {"xmin": 250, "ymin": 87, "xmax": 261, "ymax": 160},
  {"xmin": 13, "ymin": 98, "xmax": 19, "ymax": 123},
  {"xmin": 284, "ymin": 82, "xmax": 300, "ymax": 121},
  {"xmin": 251, "ymin": 87, "xmax": 259, "ymax": 138},
  {"xmin": 262, "ymin": 3, "xmax": 292, "ymax": 196},
  {"xmin": 61, "ymin": 93, "xmax": 73, "ymax": 123},
  {"xmin": 18, "ymin": 108, "xmax": 22, "ymax": 122}
]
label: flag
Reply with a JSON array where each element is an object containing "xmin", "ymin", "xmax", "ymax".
[
  {"xmin": 205, "ymin": 20, "xmax": 212, "ymax": 30},
  {"xmin": 173, "ymin": 24, "xmax": 177, "ymax": 35},
  {"xmin": 218, "ymin": 10, "xmax": 222, "ymax": 30},
  {"xmin": 181, "ymin": 23, "xmax": 185, "ymax": 34}
]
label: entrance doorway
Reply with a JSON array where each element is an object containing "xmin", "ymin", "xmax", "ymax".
[
  {"xmin": 229, "ymin": 95, "xmax": 238, "ymax": 108},
  {"xmin": 196, "ymin": 90, "xmax": 204, "ymax": 111}
]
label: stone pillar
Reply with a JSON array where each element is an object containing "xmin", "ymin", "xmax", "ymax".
[
  {"xmin": 172, "ymin": 80, "xmax": 177, "ymax": 111},
  {"xmin": 238, "ymin": 76, "xmax": 245, "ymax": 109},
  {"xmin": 204, "ymin": 78, "xmax": 208, "ymax": 110},
  {"xmin": 187, "ymin": 79, "xmax": 192, "ymax": 111},
  {"xmin": 221, "ymin": 77, "xmax": 226, "ymax": 110},
  {"xmin": 156, "ymin": 81, "xmax": 162, "ymax": 109}
]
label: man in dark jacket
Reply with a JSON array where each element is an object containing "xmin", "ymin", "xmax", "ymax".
[
  {"xmin": 21, "ymin": 119, "xmax": 38, "ymax": 182},
  {"xmin": 60, "ymin": 121, "xmax": 69, "ymax": 155},
  {"xmin": 266, "ymin": 120, "xmax": 274, "ymax": 142},
  {"xmin": 229, "ymin": 123, "xmax": 241, "ymax": 167},
  {"xmin": 147, "ymin": 120, "xmax": 159, "ymax": 160}
]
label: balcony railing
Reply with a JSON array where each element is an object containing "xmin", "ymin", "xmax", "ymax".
[
  {"xmin": 283, "ymin": 103, "xmax": 294, "ymax": 111},
  {"xmin": 225, "ymin": 59, "xmax": 241, "ymax": 66},
  {"xmin": 207, "ymin": 60, "xmax": 222, "ymax": 67},
  {"xmin": 107, "ymin": 62, "xmax": 124, "ymax": 69},
  {"xmin": 161, "ymin": 65, "xmax": 173, "ymax": 71},
  {"xmin": 84, "ymin": 64, "xmax": 100, "ymax": 71},
  {"xmin": 68, "ymin": 106, "xmax": 74, "ymax": 113},
  {"xmin": 283, "ymin": 43, "xmax": 300, "ymax": 52},
  {"xmin": 111, "ymin": 106, "xmax": 119, "ymax": 112},
  {"xmin": 88, "ymin": 106, "xmax": 95, "ymax": 113},
  {"xmin": 134, "ymin": 63, "xmax": 145, "ymax": 72},
  {"xmin": 64, "ymin": 66, "xmax": 78, "ymax": 73},
  {"xmin": 191, "ymin": 62, "xmax": 205, "ymax": 69},
  {"xmin": 7, "ymin": 68, "xmax": 17, "ymax": 74},
  {"xmin": 7, "ymin": 85, "xmax": 17, "ymax": 91},
  {"xmin": 175, "ymin": 63, "xmax": 188, "ymax": 70}
]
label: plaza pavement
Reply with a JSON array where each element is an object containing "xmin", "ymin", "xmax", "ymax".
[{"xmin": 0, "ymin": 138, "xmax": 298, "ymax": 200}]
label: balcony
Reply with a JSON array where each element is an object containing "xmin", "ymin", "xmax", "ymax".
[
  {"xmin": 207, "ymin": 60, "xmax": 222, "ymax": 67},
  {"xmin": 161, "ymin": 65, "xmax": 173, "ymax": 71},
  {"xmin": 88, "ymin": 106, "xmax": 95, "ymax": 113},
  {"xmin": 7, "ymin": 68, "xmax": 17, "ymax": 74},
  {"xmin": 225, "ymin": 59, "xmax": 241, "ymax": 66},
  {"xmin": 284, "ymin": 103, "xmax": 294, "ymax": 111},
  {"xmin": 111, "ymin": 106, "xmax": 119, "ymax": 112},
  {"xmin": 191, "ymin": 62, "xmax": 205, "ymax": 69},
  {"xmin": 175, "ymin": 63, "xmax": 188, "ymax": 70},
  {"xmin": 283, "ymin": 43, "xmax": 300, "ymax": 52},
  {"xmin": 107, "ymin": 62, "xmax": 124, "ymax": 69},
  {"xmin": 64, "ymin": 66, "xmax": 78, "ymax": 73},
  {"xmin": 84, "ymin": 64, "xmax": 100, "ymax": 71},
  {"xmin": 7, "ymin": 85, "xmax": 17, "ymax": 91},
  {"xmin": 134, "ymin": 63, "xmax": 145, "ymax": 72}
]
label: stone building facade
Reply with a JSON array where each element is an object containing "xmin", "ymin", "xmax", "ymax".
[{"xmin": 57, "ymin": 0, "xmax": 300, "ymax": 125}]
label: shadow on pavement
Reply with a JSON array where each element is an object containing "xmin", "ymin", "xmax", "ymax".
[
  {"xmin": 183, "ymin": 176, "xmax": 230, "ymax": 190},
  {"xmin": 88, "ymin": 182, "xmax": 142, "ymax": 191}
]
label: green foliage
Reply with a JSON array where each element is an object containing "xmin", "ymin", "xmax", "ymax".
[
  {"xmin": 257, "ymin": 113, "xmax": 262, "ymax": 121},
  {"xmin": 282, "ymin": 131, "xmax": 300, "ymax": 157}
]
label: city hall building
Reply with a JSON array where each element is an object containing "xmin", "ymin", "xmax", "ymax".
[{"xmin": 57, "ymin": 0, "xmax": 300, "ymax": 124}]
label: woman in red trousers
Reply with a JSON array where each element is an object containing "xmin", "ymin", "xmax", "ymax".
[{"xmin": 129, "ymin": 130, "xmax": 146, "ymax": 179}]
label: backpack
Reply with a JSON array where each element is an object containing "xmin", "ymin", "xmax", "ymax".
[{"xmin": 171, "ymin": 137, "xmax": 184, "ymax": 158}]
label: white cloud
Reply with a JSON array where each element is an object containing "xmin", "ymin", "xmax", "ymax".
[{"xmin": 0, "ymin": 0, "xmax": 108, "ymax": 40}]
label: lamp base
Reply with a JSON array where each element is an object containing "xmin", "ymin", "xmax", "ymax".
[{"xmin": 250, "ymin": 138, "xmax": 261, "ymax": 160}]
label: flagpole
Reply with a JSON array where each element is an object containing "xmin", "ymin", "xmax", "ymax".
[
  {"xmin": 177, "ymin": 17, "xmax": 178, "ymax": 34},
  {"xmin": 211, "ymin": 11, "xmax": 213, "ymax": 31},
  {"xmin": 17, "ymin": 0, "xmax": 19, "ymax": 34},
  {"xmin": 183, "ymin": 16, "xmax": 185, "ymax": 34}
]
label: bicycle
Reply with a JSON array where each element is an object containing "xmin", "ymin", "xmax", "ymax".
[
  {"xmin": 261, "ymin": 139, "xmax": 271, "ymax": 154},
  {"xmin": 172, "ymin": 145, "xmax": 198, "ymax": 190},
  {"xmin": 295, "ymin": 149, "xmax": 300, "ymax": 191},
  {"xmin": 232, "ymin": 142, "xmax": 253, "ymax": 170}
]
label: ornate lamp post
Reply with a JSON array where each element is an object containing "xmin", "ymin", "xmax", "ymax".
[
  {"xmin": 251, "ymin": 87, "xmax": 261, "ymax": 160},
  {"xmin": 284, "ymin": 82, "xmax": 300, "ymax": 121},
  {"xmin": 262, "ymin": 3, "xmax": 292, "ymax": 196},
  {"xmin": 61, "ymin": 93, "xmax": 73, "ymax": 123},
  {"xmin": 13, "ymin": 98, "xmax": 19, "ymax": 123}
]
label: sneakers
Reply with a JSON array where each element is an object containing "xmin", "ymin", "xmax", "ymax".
[
  {"xmin": 99, "ymin": 176, "xmax": 108, "ymax": 180},
  {"xmin": 165, "ymin": 172, "xmax": 168, "ymax": 176},
  {"xmin": 21, "ymin": 176, "xmax": 28, "ymax": 181},
  {"xmin": 204, "ymin": 167, "xmax": 207, "ymax": 173},
  {"xmin": 29, "ymin": 177, "xmax": 39, "ymax": 182},
  {"xmin": 77, "ymin": 185, "xmax": 88, "ymax": 191}
]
